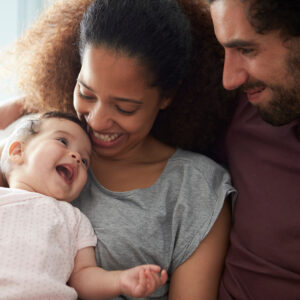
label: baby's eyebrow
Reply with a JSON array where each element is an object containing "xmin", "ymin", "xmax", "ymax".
[{"xmin": 54, "ymin": 130, "xmax": 74, "ymax": 138}]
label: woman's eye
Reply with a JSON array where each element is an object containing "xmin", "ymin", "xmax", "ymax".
[
  {"xmin": 57, "ymin": 137, "xmax": 68, "ymax": 145},
  {"xmin": 116, "ymin": 105, "xmax": 136, "ymax": 115},
  {"xmin": 81, "ymin": 158, "xmax": 89, "ymax": 168},
  {"xmin": 78, "ymin": 90, "xmax": 95, "ymax": 100}
]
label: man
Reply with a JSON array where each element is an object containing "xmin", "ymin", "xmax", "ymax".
[{"xmin": 206, "ymin": 0, "xmax": 300, "ymax": 299}]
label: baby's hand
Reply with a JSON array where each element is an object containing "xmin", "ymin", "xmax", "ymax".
[{"xmin": 119, "ymin": 264, "xmax": 168, "ymax": 298}]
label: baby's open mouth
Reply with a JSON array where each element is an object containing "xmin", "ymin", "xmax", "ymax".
[{"xmin": 56, "ymin": 164, "xmax": 75, "ymax": 185}]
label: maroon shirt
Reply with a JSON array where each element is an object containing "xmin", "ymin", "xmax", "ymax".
[{"xmin": 218, "ymin": 95, "xmax": 300, "ymax": 300}]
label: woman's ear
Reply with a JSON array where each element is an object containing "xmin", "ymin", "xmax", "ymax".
[
  {"xmin": 8, "ymin": 141, "xmax": 24, "ymax": 164},
  {"xmin": 159, "ymin": 97, "xmax": 173, "ymax": 110},
  {"xmin": 159, "ymin": 83, "xmax": 181, "ymax": 110}
]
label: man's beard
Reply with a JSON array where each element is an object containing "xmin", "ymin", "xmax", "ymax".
[
  {"xmin": 243, "ymin": 47, "xmax": 300, "ymax": 126},
  {"xmin": 256, "ymin": 83, "xmax": 300, "ymax": 126}
]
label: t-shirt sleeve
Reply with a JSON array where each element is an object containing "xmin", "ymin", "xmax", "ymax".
[
  {"xmin": 74, "ymin": 208, "xmax": 97, "ymax": 251},
  {"xmin": 169, "ymin": 155, "xmax": 236, "ymax": 273}
]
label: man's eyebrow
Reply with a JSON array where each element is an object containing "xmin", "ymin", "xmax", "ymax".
[{"xmin": 224, "ymin": 39, "xmax": 257, "ymax": 48}]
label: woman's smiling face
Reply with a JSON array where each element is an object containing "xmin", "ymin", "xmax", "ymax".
[{"xmin": 73, "ymin": 46, "xmax": 171, "ymax": 160}]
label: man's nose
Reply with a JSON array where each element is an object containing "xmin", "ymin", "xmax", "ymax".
[{"xmin": 222, "ymin": 50, "xmax": 248, "ymax": 91}]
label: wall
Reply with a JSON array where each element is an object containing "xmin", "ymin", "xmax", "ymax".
[{"xmin": 0, "ymin": 0, "xmax": 55, "ymax": 102}]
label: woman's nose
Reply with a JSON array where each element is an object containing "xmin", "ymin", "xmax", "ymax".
[{"xmin": 86, "ymin": 102, "xmax": 114, "ymax": 131}]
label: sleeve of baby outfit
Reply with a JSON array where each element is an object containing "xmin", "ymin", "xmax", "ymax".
[
  {"xmin": 169, "ymin": 155, "xmax": 236, "ymax": 273},
  {"xmin": 75, "ymin": 208, "xmax": 97, "ymax": 251}
]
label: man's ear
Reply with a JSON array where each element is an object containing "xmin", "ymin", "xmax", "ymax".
[{"xmin": 8, "ymin": 141, "xmax": 24, "ymax": 164}]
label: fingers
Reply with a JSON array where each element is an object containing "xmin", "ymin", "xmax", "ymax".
[
  {"xmin": 129, "ymin": 265, "xmax": 168, "ymax": 297},
  {"xmin": 141, "ymin": 264, "xmax": 168, "ymax": 285},
  {"xmin": 144, "ymin": 265, "xmax": 168, "ymax": 285},
  {"xmin": 145, "ymin": 267, "xmax": 159, "ymax": 293},
  {"xmin": 144, "ymin": 265, "xmax": 168, "ymax": 290},
  {"xmin": 160, "ymin": 269, "xmax": 168, "ymax": 285},
  {"xmin": 135, "ymin": 268, "xmax": 148, "ymax": 294},
  {"xmin": 147, "ymin": 264, "xmax": 161, "ymax": 272}
]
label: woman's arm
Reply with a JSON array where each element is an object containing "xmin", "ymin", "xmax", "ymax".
[
  {"xmin": 168, "ymin": 200, "xmax": 231, "ymax": 300},
  {"xmin": 0, "ymin": 97, "xmax": 25, "ymax": 129},
  {"xmin": 0, "ymin": 100, "xmax": 38, "ymax": 187},
  {"xmin": 69, "ymin": 247, "xmax": 168, "ymax": 300},
  {"xmin": 0, "ymin": 97, "xmax": 24, "ymax": 186}
]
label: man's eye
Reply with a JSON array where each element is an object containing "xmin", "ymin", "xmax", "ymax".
[
  {"xmin": 81, "ymin": 158, "xmax": 89, "ymax": 167},
  {"xmin": 239, "ymin": 48, "xmax": 254, "ymax": 55},
  {"xmin": 57, "ymin": 137, "xmax": 68, "ymax": 145}
]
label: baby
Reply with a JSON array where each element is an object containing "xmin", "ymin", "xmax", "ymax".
[{"xmin": 0, "ymin": 111, "xmax": 167, "ymax": 300}]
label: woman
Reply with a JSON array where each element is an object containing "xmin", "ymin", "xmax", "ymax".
[{"xmin": 1, "ymin": 0, "xmax": 236, "ymax": 298}]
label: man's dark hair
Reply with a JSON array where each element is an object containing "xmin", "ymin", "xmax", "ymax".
[{"xmin": 207, "ymin": 0, "xmax": 300, "ymax": 38}]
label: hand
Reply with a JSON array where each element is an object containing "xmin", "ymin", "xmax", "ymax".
[{"xmin": 119, "ymin": 264, "xmax": 168, "ymax": 298}]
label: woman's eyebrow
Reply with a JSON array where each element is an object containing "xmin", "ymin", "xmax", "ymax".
[
  {"xmin": 114, "ymin": 97, "xmax": 142, "ymax": 105},
  {"xmin": 77, "ymin": 79, "xmax": 142, "ymax": 104},
  {"xmin": 77, "ymin": 79, "xmax": 94, "ymax": 92}
]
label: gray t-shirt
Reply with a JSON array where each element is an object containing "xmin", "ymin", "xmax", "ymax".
[{"xmin": 73, "ymin": 149, "xmax": 235, "ymax": 299}]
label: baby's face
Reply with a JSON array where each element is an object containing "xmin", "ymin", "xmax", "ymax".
[{"xmin": 20, "ymin": 118, "xmax": 91, "ymax": 202}]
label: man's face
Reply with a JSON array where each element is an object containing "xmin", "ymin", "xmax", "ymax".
[{"xmin": 210, "ymin": 0, "xmax": 300, "ymax": 125}]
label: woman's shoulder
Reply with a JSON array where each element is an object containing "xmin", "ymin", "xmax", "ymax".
[
  {"xmin": 164, "ymin": 148, "xmax": 234, "ymax": 197},
  {"xmin": 169, "ymin": 148, "xmax": 229, "ymax": 177}
]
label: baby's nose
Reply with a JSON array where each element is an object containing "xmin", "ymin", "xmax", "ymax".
[{"xmin": 70, "ymin": 152, "xmax": 81, "ymax": 164}]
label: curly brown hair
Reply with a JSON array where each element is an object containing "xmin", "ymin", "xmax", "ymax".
[{"xmin": 9, "ymin": 0, "xmax": 237, "ymax": 153}]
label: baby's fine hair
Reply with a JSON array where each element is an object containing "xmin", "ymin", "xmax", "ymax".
[{"xmin": 0, "ymin": 111, "xmax": 86, "ymax": 182}]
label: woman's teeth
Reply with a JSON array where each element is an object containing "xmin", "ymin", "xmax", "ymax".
[{"xmin": 93, "ymin": 132, "xmax": 120, "ymax": 142}]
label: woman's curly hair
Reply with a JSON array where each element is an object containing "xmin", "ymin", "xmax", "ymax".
[{"xmin": 8, "ymin": 0, "xmax": 237, "ymax": 153}]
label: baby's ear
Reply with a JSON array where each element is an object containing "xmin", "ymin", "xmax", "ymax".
[{"xmin": 8, "ymin": 141, "xmax": 24, "ymax": 164}]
